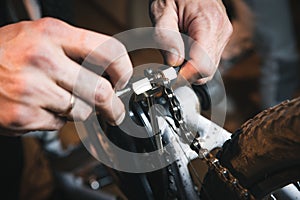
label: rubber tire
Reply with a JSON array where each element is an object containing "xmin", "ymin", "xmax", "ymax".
[{"xmin": 200, "ymin": 97, "xmax": 300, "ymax": 200}]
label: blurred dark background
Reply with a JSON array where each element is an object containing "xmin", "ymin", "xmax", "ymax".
[{"xmin": 69, "ymin": 0, "xmax": 300, "ymax": 131}]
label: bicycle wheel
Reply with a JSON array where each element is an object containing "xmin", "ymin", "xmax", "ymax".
[
  {"xmin": 104, "ymin": 118, "xmax": 199, "ymax": 200},
  {"xmin": 201, "ymin": 97, "xmax": 300, "ymax": 199}
]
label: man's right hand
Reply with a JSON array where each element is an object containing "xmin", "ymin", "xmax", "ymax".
[{"xmin": 0, "ymin": 18, "xmax": 133, "ymax": 136}]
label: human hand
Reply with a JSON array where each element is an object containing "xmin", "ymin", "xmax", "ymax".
[
  {"xmin": 0, "ymin": 18, "xmax": 132, "ymax": 136},
  {"xmin": 150, "ymin": 0, "xmax": 232, "ymax": 84}
]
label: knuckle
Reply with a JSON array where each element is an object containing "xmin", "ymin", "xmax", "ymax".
[
  {"xmin": 24, "ymin": 45, "xmax": 46, "ymax": 61},
  {"xmin": 192, "ymin": 59, "xmax": 215, "ymax": 78},
  {"xmin": 11, "ymin": 74, "xmax": 25, "ymax": 90},
  {"xmin": 211, "ymin": 10, "xmax": 226, "ymax": 30},
  {"xmin": 151, "ymin": 1, "xmax": 164, "ymax": 20},
  {"xmin": 14, "ymin": 21, "xmax": 30, "ymax": 32},
  {"xmin": 34, "ymin": 17, "xmax": 64, "ymax": 36},
  {"xmin": 109, "ymin": 38, "xmax": 127, "ymax": 57},
  {"xmin": 94, "ymin": 78, "xmax": 113, "ymax": 106},
  {"xmin": 151, "ymin": 0, "xmax": 170, "ymax": 18},
  {"xmin": 5, "ymin": 105, "xmax": 30, "ymax": 128},
  {"xmin": 81, "ymin": 34, "xmax": 128, "ymax": 66},
  {"xmin": 23, "ymin": 45, "xmax": 57, "ymax": 72},
  {"xmin": 224, "ymin": 20, "xmax": 233, "ymax": 38},
  {"xmin": 71, "ymin": 100, "xmax": 93, "ymax": 122},
  {"xmin": 60, "ymin": 94, "xmax": 72, "ymax": 112},
  {"xmin": 48, "ymin": 117, "xmax": 65, "ymax": 130},
  {"xmin": 215, "ymin": 3, "xmax": 233, "ymax": 36},
  {"xmin": 8, "ymin": 75, "xmax": 30, "ymax": 98},
  {"xmin": 21, "ymin": 75, "xmax": 47, "ymax": 98},
  {"xmin": 78, "ymin": 106, "xmax": 92, "ymax": 121},
  {"xmin": 203, "ymin": 2, "xmax": 229, "ymax": 31},
  {"xmin": 201, "ymin": 66, "xmax": 215, "ymax": 78}
]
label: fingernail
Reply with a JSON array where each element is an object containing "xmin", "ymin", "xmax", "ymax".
[
  {"xmin": 115, "ymin": 71, "xmax": 132, "ymax": 90},
  {"xmin": 114, "ymin": 111, "xmax": 126, "ymax": 126},
  {"xmin": 108, "ymin": 95, "xmax": 126, "ymax": 126},
  {"xmin": 167, "ymin": 48, "xmax": 182, "ymax": 66},
  {"xmin": 115, "ymin": 79, "xmax": 129, "ymax": 91},
  {"xmin": 108, "ymin": 110, "xmax": 125, "ymax": 126}
]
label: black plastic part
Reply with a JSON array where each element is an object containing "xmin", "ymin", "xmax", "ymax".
[
  {"xmin": 192, "ymin": 84, "xmax": 211, "ymax": 110},
  {"xmin": 192, "ymin": 74, "xmax": 226, "ymax": 111}
]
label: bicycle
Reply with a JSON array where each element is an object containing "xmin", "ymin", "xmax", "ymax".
[{"xmin": 47, "ymin": 66, "xmax": 300, "ymax": 200}]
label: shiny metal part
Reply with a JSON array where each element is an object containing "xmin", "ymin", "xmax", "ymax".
[
  {"xmin": 146, "ymin": 94, "xmax": 164, "ymax": 154},
  {"xmin": 117, "ymin": 67, "xmax": 254, "ymax": 199}
]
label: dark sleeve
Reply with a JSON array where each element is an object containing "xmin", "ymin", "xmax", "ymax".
[
  {"xmin": 0, "ymin": 0, "xmax": 74, "ymax": 26},
  {"xmin": 40, "ymin": 0, "xmax": 74, "ymax": 24},
  {"xmin": 222, "ymin": 0, "xmax": 236, "ymax": 20},
  {"xmin": 0, "ymin": 135, "xmax": 24, "ymax": 200},
  {"xmin": 0, "ymin": 0, "xmax": 11, "ymax": 26}
]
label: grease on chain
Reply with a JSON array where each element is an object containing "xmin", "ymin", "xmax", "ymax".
[
  {"xmin": 161, "ymin": 83, "xmax": 255, "ymax": 200},
  {"xmin": 141, "ymin": 68, "xmax": 254, "ymax": 199}
]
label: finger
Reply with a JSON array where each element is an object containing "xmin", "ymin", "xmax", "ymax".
[
  {"xmin": 82, "ymin": 38, "xmax": 133, "ymax": 90},
  {"xmin": 65, "ymin": 96, "xmax": 93, "ymax": 121},
  {"xmin": 34, "ymin": 79, "xmax": 76, "ymax": 114},
  {"xmin": 193, "ymin": 76, "xmax": 213, "ymax": 85},
  {"xmin": 32, "ymin": 109, "xmax": 66, "ymax": 130},
  {"xmin": 177, "ymin": 0, "xmax": 232, "ymax": 83},
  {"xmin": 180, "ymin": 26, "xmax": 230, "ymax": 84},
  {"xmin": 18, "ymin": 69, "xmax": 76, "ymax": 114},
  {"xmin": 151, "ymin": 0, "xmax": 185, "ymax": 66},
  {"xmin": 103, "ymin": 51, "xmax": 133, "ymax": 90},
  {"xmin": 41, "ymin": 18, "xmax": 133, "ymax": 89},
  {"xmin": 35, "ymin": 78, "xmax": 93, "ymax": 122},
  {"xmin": 179, "ymin": 50, "xmax": 216, "ymax": 84},
  {"xmin": 180, "ymin": 16, "xmax": 219, "ymax": 83},
  {"xmin": 15, "ymin": 106, "xmax": 66, "ymax": 131},
  {"xmin": 53, "ymin": 56, "xmax": 125, "ymax": 125}
]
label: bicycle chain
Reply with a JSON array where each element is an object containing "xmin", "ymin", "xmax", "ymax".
[
  {"xmin": 162, "ymin": 85, "xmax": 255, "ymax": 200},
  {"xmin": 163, "ymin": 87, "xmax": 195, "ymax": 142}
]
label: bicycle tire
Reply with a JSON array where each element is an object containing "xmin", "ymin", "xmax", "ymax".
[{"xmin": 200, "ymin": 97, "xmax": 300, "ymax": 199}]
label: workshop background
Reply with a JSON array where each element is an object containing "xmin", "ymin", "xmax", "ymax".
[{"xmin": 70, "ymin": 0, "xmax": 300, "ymax": 131}]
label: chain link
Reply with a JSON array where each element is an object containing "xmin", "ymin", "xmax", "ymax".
[
  {"xmin": 163, "ymin": 87, "xmax": 195, "ymax": 143},
  {"xmin": 143, "ymin": 68, "xmax": 254, "ymax": 199},
  {"xmin": 162, "ymin": 83, "xmax": 255, "ymax": 200},
  {"xmin": 192, "ymin": 141, "xmax": 255, "ymax": 200}
]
